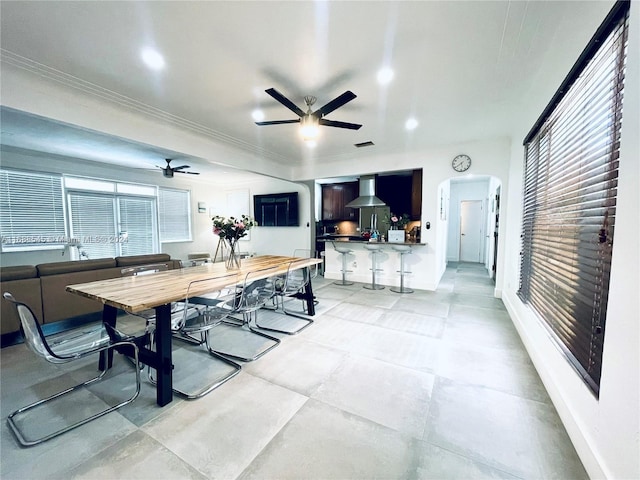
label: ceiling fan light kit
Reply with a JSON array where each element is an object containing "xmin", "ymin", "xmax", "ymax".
[
  {"xmin": 256, "ymin": 88, "xmax": 362, "ymax": 143},
  {"xmin": 299, "ymin": 114, "xmax": 320, "ymax": 141}
]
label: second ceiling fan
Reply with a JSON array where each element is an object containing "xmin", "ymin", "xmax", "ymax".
[
  {"xmin": 157, "ymin": 159, "xmax": 200, "ymax": 178},
  {"xmin": 255, "ymin": 88, "xmax": 362, "ymax": 137}
]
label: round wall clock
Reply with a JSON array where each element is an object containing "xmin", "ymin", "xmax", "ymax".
[{"xmin": 452, "ymin": 154, "xmax": 472, "ymax": 172}]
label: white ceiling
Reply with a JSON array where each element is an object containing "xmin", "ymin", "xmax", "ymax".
[{"xmin": 0, "ymin": 1, "xmax": 614, "ymax": 179}]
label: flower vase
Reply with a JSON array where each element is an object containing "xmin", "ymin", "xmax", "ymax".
[{"xmin": 225, "ymin": 240, "xmax": 241, "ymax": 270}]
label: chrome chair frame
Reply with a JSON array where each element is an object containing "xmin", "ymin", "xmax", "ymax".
[
  {"xmin": 148, "ymin": 274, "xmax": 242, "ymax": 399},
  {"xmin": 258, "ymin": 258, "xmax": 314, "ymax": 335},
  {"xmin": 120, "ymin": 263, "xmax": 170, "ymax": 369},
  {"xmin": 332, "ymin": 241, "xmax": 354, "ymax": 286},
  {"xmin": 206, "ymin": 266, "xmax": 281, "ymax": 362},
  {"xmin": 363, "ymin": 244, "xmax": 385, "ymax": 290},
  {"xmin": 389, "ymin": 245, "xmax": 414, "ymax": 294},
  {"xmin": 3, "ymin": 292, "xmax": 141, "ymax": 447}
]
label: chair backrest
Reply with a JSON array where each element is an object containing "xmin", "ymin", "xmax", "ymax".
[
  {"xmin": 234, "ymin": 265, "xmax": 280, "ymax": 313},
  {"xmin": 277, "ymin": 258, "xmax": 311, "ymax": 295},
  {"xmin": 2, "ymin": 292, "xmax": 62, "ymax": 363},
  {"xmin": 293, "ymin": 249, "xmax": 319, "ymax": 280},
  {"xmin": 121, "ymin": 263, "xmax": 169, "ymax": 277},
  {"xmin": 172, "ymin": 272, "xmax": 239, "ymax": 331}
]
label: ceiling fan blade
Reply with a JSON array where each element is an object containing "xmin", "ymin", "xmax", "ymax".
[
  {"xmin": 319, "ymin": 118, "xmax": 362, "ymax": 130},
  {"xmin": 172, "ymin": 165, "xmax": 190, "ymax": 170},
  {"xmin": 255, "ymin": 119, "xmax": 300, "ymax": 126},
  {"xmin": 265, "ymin": 88, "xmax": 305, "ymax": 117},
  {"xmin": 314, "ymin": 91, "xmax": 357, "ymax": 118},
  {"xmin": 175, "ymin": 170, "xmax": 200, "ymax": 175}
]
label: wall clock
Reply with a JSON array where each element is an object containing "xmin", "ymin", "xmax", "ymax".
[{"xmin": 452, "ymin": 154, "xmax": 472, "ymax": 172}]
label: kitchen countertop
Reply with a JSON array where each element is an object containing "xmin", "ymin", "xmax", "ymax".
[{"xmin": 317, "ymin": 237, "xmax": 426, "ymax": 246}]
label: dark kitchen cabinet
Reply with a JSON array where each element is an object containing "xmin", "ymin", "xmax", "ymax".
[
  {"xmin": 375, "ymin": 170, "xmax": 422, "ymax": 220},
  {"xmin": 411, "ymin": 169, "xmax": 422, "ymax": 220},
  {"xmin": 377, "ymin": 174, "xmax": 412, "ymax": 216},
  {"xmin": 322, "ymin": 182, "xmax": 358, "ymax": 220}
]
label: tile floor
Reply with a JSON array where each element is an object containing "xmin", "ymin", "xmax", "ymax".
[{"xmin": 0, "ymin": 263, "xmax": 588, "ymax": 479}]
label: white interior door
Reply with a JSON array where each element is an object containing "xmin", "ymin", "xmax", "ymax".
[{"xmin": 460, "ymin": 200, "xmax": 484, "ymax": 262}]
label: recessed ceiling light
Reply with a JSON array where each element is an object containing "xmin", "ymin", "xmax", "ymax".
[
  {"xmin": 141, "ymin": 48, "xmax": 165, "ymax": 70},
  {"xmin": 252, "ymin": 109, "xmax": 265, "ymax": 122},
  {"xmin": 405, "ymin": 118, "xmax": 418, "ymax": 130},
  {"xmin": 377, "ymin": 67, "xmax": 394, "ymax": 85}
]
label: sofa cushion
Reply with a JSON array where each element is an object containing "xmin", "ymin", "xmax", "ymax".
[
  {"xmin": 40, "ymin": 266, "xmax": 122, "ymax": 324},
  {"xmin": 0, "ymin": 265, "xmax": 38, "ymax": 282},
  {"xmin": 116, "ymin": 254, "xmax": 172, "ymax": 267},
  {"xmin": 1, "ymin": 277, "xmax": 43, "ymax": 335},
  {"xmin": 37, "ymin": 258, "xmax": 117, "ymax": 276}
]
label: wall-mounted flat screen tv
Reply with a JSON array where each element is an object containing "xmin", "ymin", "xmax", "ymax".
[{"xmin": 253, "ymin": 192, "xmax": 299, "ymax": 227}]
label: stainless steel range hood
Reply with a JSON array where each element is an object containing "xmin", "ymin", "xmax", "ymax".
[{"xmin": 345, "ymin": 175, "xmax": 386, "ymax": 208}]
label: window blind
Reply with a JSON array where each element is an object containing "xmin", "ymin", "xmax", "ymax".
[
  {"xmin": 518, "ymin": 1, "xmax": 628, "ymax": 396},
  {"xmin": 0, "ymin": 170, "xmax": 66, "ymax": 250},
  {"xmin": 118, "ymin": 197, "xmax": 156, "ymax": 256},
  {"xmin": 68, "ymin": 193, "xmax": 117, "ymax": 259},
  {"xmin": 159, "ymin": 188, "xmax": 191, "ymax": 242}
]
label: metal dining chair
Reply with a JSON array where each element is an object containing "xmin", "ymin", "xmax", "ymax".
[
  {"xmin": 121, "ymin": 262, "xmax": 170, "ymax": 323},
  {"xmin": 205, "ymin": 265, "xmax": 281, "ymax": 362},
  {"xmin": 119, "ymin": 263, "xmax": 171, "ymax": 368},
  {"xmin": 257, "ymin": 257, "xmax": 315, "ymax": 335},
  {"xmin": 3, "ymin": 292, "xmax": 141, "ymax": 447},
  {"xmin": 147, "ymin": 273, "xmax": 242, "ymax": 399}
]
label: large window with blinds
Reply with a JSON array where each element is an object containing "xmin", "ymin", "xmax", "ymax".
[
  {"xmin": 0, "ymin": 170, "xmax": 66, "ymax": 251},
  {"xmin": 0, "ymin": 172, "xmax": 192, "ymax": 255},
  {"xmin": 68, "ymin": 193, "xmax": 157, "ymax": 259},
  {"xmin": 518, "ymin": 1, "xmax": 629, "ymax": 396}
]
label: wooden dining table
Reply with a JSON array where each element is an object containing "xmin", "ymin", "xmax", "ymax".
[{"xmin": 66, "ymin": 255, "xmax": 322, "ymax": 407}]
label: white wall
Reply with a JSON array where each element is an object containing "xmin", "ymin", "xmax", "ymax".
[
  {"xmin": 435, "ymin": 179, "xmax": 450, "ymax": 281},
  {"xmin": 500, "ymin": 4, "xmax": 640, "ymax": 479}
]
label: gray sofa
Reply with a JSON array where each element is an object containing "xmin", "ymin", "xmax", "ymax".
[{"xmin": 1, "ymin": 253, "xmax": 180, "ymax": 346}]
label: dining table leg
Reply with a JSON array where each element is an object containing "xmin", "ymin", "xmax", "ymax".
[
  {"xmin": 303, "ymin": 271, "xmax": 316, "ymax": 316},
  {"xmin": 153, "ymin": 303, "xmax": 173, "ymax": 407}
]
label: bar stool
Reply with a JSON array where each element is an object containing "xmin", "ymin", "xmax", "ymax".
[
  {"xmin": 363, "ymin": 243, "xmax": 385, "ymax": 290},
  {"xmin": 333, "ymin": 242, "xmax": 354, "ymax": 286},
  {"xmin": 390, "ymin": 245, "xmax": 413, "ymax": 294}
]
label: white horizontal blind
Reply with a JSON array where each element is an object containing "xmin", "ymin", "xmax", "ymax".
[
  {"xmin": 159, "ymin": 188, "xmax": 191, "ymax": 242},
  {"xmin": 118, "ymin": 197, "xmax": 156, "ymax": 256},
  {"xmin": 518, "ymin": 4, "xmax": 628, "ymax": 396},
  {"xmin": 68, "ymin": 193, "xmax": 117, "ymax": 259},
  {"xmin": 0, "ymin": 169, "xmax": 66, "ymax": 249}
]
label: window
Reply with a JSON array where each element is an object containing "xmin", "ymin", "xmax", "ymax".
[
  {"xmin": 159, "ymin": 188, "xmax": 191, "ymax": 242},
  {"xmin": 518, "ymin": 1, "xmax": 629, "ymax": 396},
  {"xmin": 68, "ymin": 192, "xmax": 158, "ymax": 259},
  {"xmin": 0, "ymin": 169, "xmax": 66, "ymax": 251}
]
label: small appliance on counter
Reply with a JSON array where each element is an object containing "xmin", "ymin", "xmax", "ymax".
[{"xmin": 388, "ymin": 230, "xmax": 405, "ymax": 243}]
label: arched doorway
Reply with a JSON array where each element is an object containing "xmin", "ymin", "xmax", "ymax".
[{"xmin": 441, "ymin": 175, "xmax": 502, "ymax": 279}]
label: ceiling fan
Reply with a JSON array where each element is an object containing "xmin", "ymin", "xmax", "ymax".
[
  {"xmin": 157, "ymin": 159, "xmax": 200, "ymax": 178},
  {"xmin": 255, "ymin": 88, "xmax": 362, "ymax": 140}
]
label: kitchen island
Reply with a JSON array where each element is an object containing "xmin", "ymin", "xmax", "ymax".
[{"xmin": 321, "ymin": 238, "xmax": 430, "ymax": 290}]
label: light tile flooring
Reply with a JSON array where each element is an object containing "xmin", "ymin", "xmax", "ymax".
[{"xmin": 0, "ymin": 263, "xmax": 588, "ymax": 479}]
